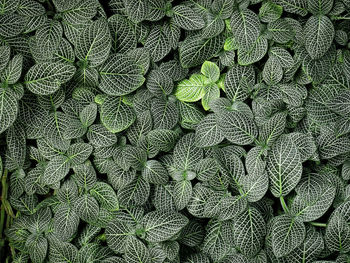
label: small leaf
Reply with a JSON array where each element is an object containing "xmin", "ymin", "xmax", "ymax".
[
  {"xmin": 201, "ymin": 61, "xmax": 220, "ymax": 83},
  {"xmin": 172, "ymin": 5, "xmax": 205, "ymax": 30}
]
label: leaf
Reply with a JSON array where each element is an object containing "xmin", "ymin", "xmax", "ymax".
[
  {"xmin": 87, "ymin": 124, "xmax": 118, "ymax": 147},
  {"xmin": 237, "ymin": 36, "xmax": 268, "ymax": 66},
  {"xmin": 259, "ymin": 1, "xmax": 283, "ymax": 23},
  {"xmin": 267, "ymin": 18, "xmax": 294, "ymax": 44},
  {"xmin": 43, "ymin": 155, "xmax": 70, "ymax": 185},
  {"xmin": 25, "ymin": 62, "xmax": 76, "ymax": 95},
  {"xmin": 325, "ymin": 212, "xmax": 350, "ymax": 253},
  {"xmin": 218, "ymin": 111, "xmax": 258, "ymax": 145},
  {"xmin": 0, "ymin": 88, "xmax": 17, "ymax": 135},
  {"xmin": 195, "ymin": 114, "xmax": 224, "ymax": 148},
  {"xmin": 271, "ymin": 0, "xmax": 307, "ymax": 16},
  {"xmin": 0, "ymin": 54, "xmax": 22, "ymax": 84},
  {"xmin": 269, "ymin": 47, "xmax": 294, "ymax": 68},
  {"xmin": 271, "ymin": 214, "xmax": 306, "ymax": 257},
  {"xmin": 291, "ymin": 174, "xmax": 336, "ymax": 222},
  {"xmin": 100, "ymin": 96, "xmax": 136, "ymax": 133},
  {"xmin": 106, "ymin": 220, "xmax": 135, "ymax": 254},
  {"xmin": 307, "ymin": 0, "xmax": 333, "ymax": 14},
  {"xmin": 67, "ymin": 143, "xmax": 93, "ymax": 166},
  {"xmin": 35, "ymin": 19, "xmax": 62, "ymax": 57},
  {"xmin": 75, "ymin": 19, "xmax": 111, "ymax": 67},
  {"xmin": 124, "ymin": 239, "xmax": 151, "ymax": 263},
  {"xmin": 224, "ymin": 64, "xmax": 255, "ymax": 102},
  {"xmin": 328, "ymin": 91, "xmax": 350, "ymax": 117},
  {"xmin": 53, "ymin": 203, "xmax": 79, "ymax": 241},
  {"xmin": 179, "ymin": 221, "xmax": 205, "ymax": 247},
  {"xmin": 144, "ymin": 25, "xmax": 171, "ymax": 63},
  {"xmin": 172, "ymin": 5, "xmax": 205, "ymax": 30},
  {"xmin": 146, "ymin": 69, "xmax": 174, "ymax": 97},
  {"xmin": 61, "ymin": 0, "xmax": 97, "ymax": 24},
  {"xmin": 26, "ymin": 233, "xmax": 47, "ymax": 263},
  {"xmin": 230, "ymin": 9, "xmax": 260, "ymax": 49},
  {"xmin": 74, "ymin": 194, "xmax": 99, "ymax": 222},
  {"xmin": 179, "ymin": 34, "xmax": 225, "ymax": 68},
  {"xmin": 258, "ymin": 112, "xmax": 287, "ymax": 147},
  {"xmin": 90, "ymin": 182, "xmax": 119, "ymax": 211},
  {"xmin": 233, "ymin": 207, "xmax": 266, "ymax": 257},
  {"xmin": 48, "ymin": 240, "xmax": 78, "ymax": 263},
  {"xmin": 147, "ymin": 129, "xmax": 178, "ymax": 152},
  {"xmin": 173, "ymin": 133, "xmax": 203, "ymax": 173},
  {"xmin": 175, "ymin": 74, "xmax": 207, "ymax": 102},
  {"xmin": 99, "ymin": 54, "xmax": 145, "ymax": 96},
  {"xmin": 0, "ymin": 13, "xmax": 26, "ymax": 38},
  {"xmin": 151, "ymin": 98, "xmax": 178, "ymax": 130},
  {"xmin": 173, "ymin": 180, "xmax": 192, "ymax": 210},
  {"xmin": 143, "ymin": 211, "xmax": 189, "ymax": 242},
  {"xmin": 201, "ymin": 61, "xmax": 220, "ymax": 83},
  {"xmin": 118, "ymin": 176, "xmax": 150, "ymax": 206},
  {"xmin": 123, "ymin": 0, "xmax": 148, "ymax": 23},
  {"xmin": 142, "ymin": 160, "xmax": 169, "ymax": 185},
  {"xmin": 304, "ymin": 15, "xmax": 334, "ymax": 59},
  {"xmin": 80, "ymin": 103, "xmax": 97, "ymax": 127},
  {"xmin": 240, "ymin": 171, "xmax": 269, "ymax": 202},
  {"xmin": 266, "ymin": 135, "xmax": 302, "ymax": 197},
  {"xmin": 263, "ymin": 56, "xmax": 283, "ymax": 85}
]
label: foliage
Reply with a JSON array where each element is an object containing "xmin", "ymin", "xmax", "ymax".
[{"xmin": 0, "ymin": 0, "xmax": 349, "ymax": 262}]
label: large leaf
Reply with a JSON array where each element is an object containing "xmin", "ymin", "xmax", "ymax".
[
  {"xmin": 325, "ymin": 212, "xmax": 350, "ymax": 253},
  {"xmin": 25, "ymin": 62, "xmax": 76, "ymax": 95},
  {"xmin": 266, "ymin": 135, "xmax": 302, "ymax": 197},
  {"xmin": 304, "ymin": 15, "xmax": 334, "ymax": 59},
  {"xmin": 99, "ymin": 54, "xmax": 145, "ymax": 96},
  {"xmin": 90, "ymin": 182, "xmax": 119, "ymax": 211},
  {"xmin": 143, "ymin": 211, "xmax": 189, "ymax": 242},
  {"xmin": 195, "ymin": 114, "xmax": 224, "ymax": 148}
]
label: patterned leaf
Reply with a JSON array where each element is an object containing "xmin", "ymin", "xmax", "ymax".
[
  {"xmin": 100, "ymin": 96, "xmax": 136, "ymax": 133},
  {"xmin": 195, "ymin": 114, "xmax": 224, "ymax": 148},
  {"xmin": 304, "ymin": 15, "xmax": 334, "ymax": 59},
  {"xmin": 144, "ymin": 25, "xmax": 171, "ymax": 63},
  {"xmin": 25, "ymin": 62, "xmax": 76, "ymax": 95},
  {"xmin": 325, "ymin": 212, "xmax": 350, "ymax": 253},
  {"xmin": 90, "ymin": 182, "xmax": 119, "ymax": 211},
  {"xmin": 43, "ymin": 155, "xmax": 70, "ymax": 185},
  {"xmin": 267, "ymin": 135, "xmax": 302, "ymax": 197},
  {"xmin": 74, "ymin": 194, "xmax": 99, "ymax": 222},
  {"xmin": 99, "ymin": 54, "xmax": 145, "ymax": 96},
  {"xmin": 172, "ymin": 5, "xmax": 205, "ymax": 30},
  {"xmin": 75, "ymin": 19, "xmax": 111, "ymax": 67},
  {"xmin": 143, "ymin": 211, "xmax": 189, "ymax": 242},
  {"xmin": 271, "ymin": 214, "xmax": 306, "ymax": 257}
]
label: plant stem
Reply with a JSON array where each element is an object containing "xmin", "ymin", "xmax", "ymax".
[
  {"xmin": 310, "ymin": 222, "xmax": 327, "ymax": 227},
  {"xmin": 280, "ymin": 196, "xmax": 289, "ymax": 213}
]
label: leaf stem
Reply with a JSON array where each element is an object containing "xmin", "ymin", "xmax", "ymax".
[
  {"xmin": 280, "ymin": 196, "xmax": 289, "ymax": 213},
  {"xmin": 310, "ymin": 222, "xmax": 327, "ymax": 227}
]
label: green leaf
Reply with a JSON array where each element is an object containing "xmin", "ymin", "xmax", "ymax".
[
  {"xmin": 237, "ymin": 36, "xmax": 268, "ymax": 66},
  {"xmin": 304, "ymin": 15, "xmax": 334, "ymax": 59},
  {"xmin": 61, "ymin": 0, "xmax": 97, "ymax": 24},
  {"xmin": 234, "ymin": 207, "xmax": 266, "ymax": 257},
  {"xmin": 67, "ymin": 143, "xmax": 93, "ymax": 166},
  {"xmin": 267, "ymin": 18, "xmax": 294, "ymax": 44},
  {"xmin": 270, "ymin": 0, "xmax": 307, "ymax": 16},
  {"xmin": 259, "ymin": 1, "xmax": 283, "ymax": 23},
  {"xmin": 74, "ymin": 194, "xmax": 99, "ymax": 222},
  {"xmin": 218, "ymin": 111, "xmax": 258, "ymax": 145},
  {"xmin": 201, "ymin": 84, "xmax": 220, "ymax": 110},
  {"xmin": 53, "ymin": 203, "xmax": 80, "ymax": 241},
  {"xmin": 179, "ymin": 221, "xmax": 205, "ymax": 247},
  {"xmin": 0, "ymin": 54, "xmax": 22, "ymax": 84},
  {"xmin": 123, "ymin": 0, "xmax": 148, "ymax": 23},
  {"xmin": 0, "ymin": 87, "xmax": 18, "ymax": 134},
  {"xmin": 99, "ymin": 54, "xmax": 145, "ymax": 96},
  {"xmin": 173, "ymin": 180, "xmax": 192, "ymax": 210},
  {"xmin": 307, "ymin": 0, "xmax": 333, "ymax": 14},
  {"xmin": 175, "ymin": 74, "xmax": 207, "ymax": 102},
  {"xmin": 230, "ymin": 9, "xmax": 260, "ymax": 49},
  {"xmin": 266, "ymin": 135, "xmax": 302, "ymax": 197},
  {"xmin": 124, "ymin": 239, "xmax": 151, "ymax": 263},
  {"xmin": 179, "ymin": 34, "xmax": 225, "ymax": 68},
  {"xmin": 35, "ymin": 19, "xmax": 62, "ymax": 57},
  {"xmin": 100, "ymin": 96, "xmax": 136, "ymax": 133},
  {"xmin": 172, "ymin": 5, "xmax": 205, "ymax": 30},
  {"xmin": 143, "ymin": 211, "xmax": 189, "ymax": 242},
  {"xmin": 144, "ymin": 25, "xmax": 171, "ymax": 63},
  {"xmin": 151, "ymin": 98, "xmax": 178, "ymax": 130},
  {"xmin": 90, "ymin": 182, "xmax": 119, "ymax": 211},
  {"xmin": 240, "ymin": 171, "xmax": 269, "ymax": 202},
  {"xmin": 224, "ymin": 64, "xmax": 255, "ymax": 102},
  {"xmin": 26, "ymin": 233, "xmax": 47, "ymax": 263},
  {"xmin": 25, "ymin": 62, "xmax": 76, "ymax": 95},
  {"xmin": 146, "ymin": 69, "xmax": 174, "ymax": 97},
  {"xmin": 201, "ymin": 61, "xmax": 220, "ymax": 83},
  {"xmin": 258, "ymin": 112, "xmax": 287, "ymax": 147},
  {"xmin": 0, "ymin": 13, "xmax": 26, "ymax": 38},
  {"xmin": 147, "ymin": 129, "xmax": 178, "ymax": 152},
  {"xmin": 269, "ymin": 47, "xmax": 294, "ymax": 68},
  {"xmin": 43, "ymin": 155, "xmax": 70, "ymax": 185},
  {"xmin": 79, "ymin": 103, "xmax": 97, "ymax": 127},
  {"xmin": 173, "ymin": 133, "xmax": 203, "ymax": 173},
  {"xmin": 325, "ymin": 212, "xmax": 350, "ymax": 253},
  {"xmin": 75, "ymin": 19, "xmax": 111, "ymax": 67},
  {"xmin": 106, "ymin": 219, "xmax": 135, "ymax": 254},
  {"xmin": 142, "ymin": 160, "xmax": 169, "ymax": 185},
  {"xmin": 118, "ymin": 176, "xmax": 150, "ymax": 206},
  {"xmin": 195, "ymin": 114, "xmax": 224, "ymax": 148},
  {"xmin": 291, "ymin": 174, "xmax": 336, "ymax": 222},
  {"xmin": 263, "ymin": 56, "xmax": 283, "ymax": 85},
  {"xmin": 48, "ymin": 240, "xmax": 78, "ymax": 263},
  {"xmin": 87, "ymin": 124, "xmax": 118, "ymax": 147},
  {"xmin": 271, "ymin": 214, "xmax": 306, "ymax": 257}
]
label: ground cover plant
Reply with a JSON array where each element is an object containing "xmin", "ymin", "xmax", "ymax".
[{"xmin": 1, "ymin": 0, "xmax": 350, "ymax": 262}]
